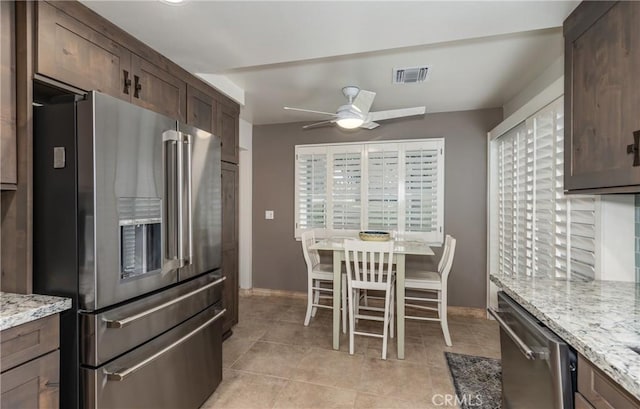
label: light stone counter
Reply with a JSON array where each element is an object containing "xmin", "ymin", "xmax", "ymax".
[
  {"xmin": 490, "ymin": 273, "xmax": 640, "ymax": 401},
  {"xmin": 0, "ymin": 292, "xmax": 72, "ymax": 331}
]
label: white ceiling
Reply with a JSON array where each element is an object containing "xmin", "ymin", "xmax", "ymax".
[{"xmin": 81, "ymin": 1, "xmax": 579, "ymax": 125}]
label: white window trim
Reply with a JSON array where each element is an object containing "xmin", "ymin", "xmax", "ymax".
[{"xmin": 295, "ymin": 138, "xmax": 445, "ymax": 244}]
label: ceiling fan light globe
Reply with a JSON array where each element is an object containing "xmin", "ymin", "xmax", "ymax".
[{"xmin": 336, "ymin": 117, "xmax": 364, "ymax": 129}]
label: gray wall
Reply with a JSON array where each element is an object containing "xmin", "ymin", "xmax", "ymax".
[{"xmin": 252, "ymin": 108, "xmax": 502, "ymax": 309}]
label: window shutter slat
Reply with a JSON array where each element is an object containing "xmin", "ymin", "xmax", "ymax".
[{"xmin": 494, "ymin": 97, "xmax": 597, "ymax": 281}]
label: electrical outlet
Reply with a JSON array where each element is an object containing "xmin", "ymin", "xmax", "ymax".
[{"xmin": 265, "ymin": 210, "xmax": 274, "ymax": 220}]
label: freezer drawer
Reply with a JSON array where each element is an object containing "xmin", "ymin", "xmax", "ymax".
[
  {"xmin": 82, "ymin": 303, "xmax": 224, "ymax": 409},
  {"xmin": 80, "ymin": 272, "xmax": 223, "ymax": 367}
]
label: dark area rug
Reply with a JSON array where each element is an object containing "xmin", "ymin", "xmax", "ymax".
[{"xmin": 444, "ymin": 352, "xmax": 502, "ymax": 409}]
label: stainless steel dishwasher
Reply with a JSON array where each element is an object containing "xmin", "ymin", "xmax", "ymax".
[{"xmin": 488, "ymin": 291, "xmax": 576, "ymax": 409}]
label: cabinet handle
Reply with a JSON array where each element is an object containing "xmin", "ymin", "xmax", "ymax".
[
  {"xmin": 627, "ymin": 130, "xmax": 640, "ymax": 167},
  {"xmin": 134, "ymin": 75, "xmax": 142, "ymax": 98},
  {"xmin": 123, "ymin": 70, "xmax": 132, "ymax": 94}
]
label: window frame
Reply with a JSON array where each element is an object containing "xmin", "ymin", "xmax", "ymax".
[{"xmin": 294, "ymin": 138, "xmax": 445, "ymax": 244}]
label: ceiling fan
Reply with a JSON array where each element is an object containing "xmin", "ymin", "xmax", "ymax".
[{"xmin": 284, "ymin": 86, "xmax": 426, "ymax": 130}]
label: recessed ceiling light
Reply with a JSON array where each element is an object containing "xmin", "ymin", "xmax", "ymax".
[{"xmin": 161, "ymin": 0, "xmax": 186, "ymax": 5}]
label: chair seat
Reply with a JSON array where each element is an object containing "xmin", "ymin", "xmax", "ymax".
[
  {"xmin": 405, "ymin": 270, "xmax": 442, "ymax": 290},
  {"xmin": 312, "ymin": 263, "xmax": 343, "ymax": 280}
]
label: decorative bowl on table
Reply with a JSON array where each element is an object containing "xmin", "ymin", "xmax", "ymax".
[{"xmin": 358, "ymin": 231, "xmax": 391, "ymax": 241}]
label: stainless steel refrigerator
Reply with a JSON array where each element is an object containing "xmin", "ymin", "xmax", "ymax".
[{"xmin": 34, "ymin": 91, "xmax": 224, "ymax": 409}]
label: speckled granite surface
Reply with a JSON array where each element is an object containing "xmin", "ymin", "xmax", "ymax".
[
  {"xmin": 0, "ymin": 292, "xmax": 71, "ymax": 331},
  {"xmin": 490, "ymin": 274, "xmax": 640, "ymax": 402}
]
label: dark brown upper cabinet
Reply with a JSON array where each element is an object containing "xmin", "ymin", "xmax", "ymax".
[
  {"xmin": 219, "ymin": 103, "xmax": 239, "ymax": 164},
  {"xmin": 36, "ymin": 1, "xmax": 186, "ymax": 122},
  {"xmin": 36, "ymin": 1, "xmax": 131, "ymax": 101},
  {"xmin": 130, "ymin": 55, "xmax": 186, "ymax": 122},
  {"xmin": 1, "ymin": 0, "xmax": 17, "ymax": 185},
  {"xmin": 564, "ymin": 1, "xmax": 640, "ymax": 193},
  {"xmin": 186, "ymin": 84, "xmax": 218, "ymax": 135}
]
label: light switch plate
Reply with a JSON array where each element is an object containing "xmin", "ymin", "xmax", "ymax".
[
  {"xmin": 53, "ymin": 147, "xmax": 66, "ymax": 169},
  {"xmin": 265, "ymin": 210, "xmax": 274, "ymax": 220}
]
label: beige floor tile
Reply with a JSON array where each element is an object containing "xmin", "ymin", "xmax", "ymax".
[
  {"xmin": 292, "ymin": 347, "xmax": 365, "ymax": 389},
  {"xmin": 204, "ymin": 295, "xmax": 503, "ymax": 409},
  {"xmin": 231, "ymin": 341, "xmax": 309, "ymax": 378},
  {"xmin": 232, "ymin": 318, "xmax": 274, "ymax": 341},
  {"xmin": 272, "ymin": 381, "xmax": 357, "ymax": 409},
  {"xmin": 365, "ymin": 337, "xmax": 428, "ymax": 363},
  {"xmin": 356, "ymin": 357, "xmax": 432, "ymax": 402},
  {"xmin": 201, "ymin": 369, "xmax": 287, "ymax": 409},
  {"xmin": 223, "ymin": 336, "xmax": 256, "ymax": 368},
  {"xmin": 354, "ymin": 392, "xmax": 438, "ymax": 409}
]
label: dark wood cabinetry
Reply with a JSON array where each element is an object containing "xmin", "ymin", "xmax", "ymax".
[
  {"xmin": 35, "ymin": 1, "xmax": 130, "ymax": 100},
  {"xmin": 129, "ymin": 54, "xmax": 186, "ymax": 122},
  {"xmin": 220, "ymin": 104, "xmax": 239, "ymax": 164},
  {"xmin": 564, "ymin": 1, "xmax": 640, "ymax": 192},
  {"xmin": 0, "ymin": 315, "xmax": 61, "ymax": 408},
  {"xmin": 187, "ymin": 84, "xmax": 218, "ymax": 135},
  {"xmin": 36, "ymin": 2, "xmax": 186, "ymax": 121},
  {"xmin": 576, "ymin": 354, "xmax": 640, "ymax": 409},
  {"xmin": 221, "ymin": 162, "xmax": 239, "ymax": 333},
  {"xmin": 1, "ymin": 0, "xmax": 17, "ymax": 185}
]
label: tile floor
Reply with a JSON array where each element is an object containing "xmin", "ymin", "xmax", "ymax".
[{"xmin": 201, "ymin": 294, "xmax": 500, "ymax": 409}]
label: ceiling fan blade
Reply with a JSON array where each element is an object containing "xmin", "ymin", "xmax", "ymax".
[
  {"xmin": 360, "ymin": 121, "xmax": 380, "ymax": 130},
  {"xmin": 353, "ymin": 90, "xmax": 376, "ymax": 115},
  {"xmin": 284, "ymin": 107, "xmax": 337, "ymax": 116},
  {"xmin": 302, "ymin": 119, "xmax": 336, "ymax": 129},
  {"xmin": 368, "ymin": 106, "xmax": 426, "ymax": 122}
]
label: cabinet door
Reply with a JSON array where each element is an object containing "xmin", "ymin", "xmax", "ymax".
[
  {"xmin": 222, "ymin": 248, "xmax": 238, "ymax": 333},
  {"xmin": 219, "ymin": 103, "xmax": 239, "ymax": 164},
  {"xmin": 131, "ymin": 55, "xmax": 186, "ymax": 122},
  {"xmin": 36, "ymin": 1, "xmax": 131, "ymax": 100},
  {"xmin": 186, "ymin": 84, "xmax": 218, "ymax": 134},
  {"xmin": 1, "ymin": 0, "xmax": 16, "ymax": 184},
  {"xmin": 565, "ymin": 1, "xmax": 640, "ymax": 191},
  {"xmin": 0, "ymin": 350, "xmax": 59, "ymax": 409},
  {"xmin": 221, "ymin": 162, "xmax": 239, "ymax": 332}
]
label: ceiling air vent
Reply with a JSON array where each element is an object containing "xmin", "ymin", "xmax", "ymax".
[{"xmin": 393, "ymin": 66, "xmax": 430, "ymax": 84}]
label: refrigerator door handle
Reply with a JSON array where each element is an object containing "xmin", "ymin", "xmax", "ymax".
[
  {"xmin": 102, "ymin": 276, "xmax": 226, "ymax": 328},
  {"xmin": 104, "ymin": 308, "xmax": 226, "ymax": 381},
  {"xmin": 176, "ymin": 134, "xmax": 185, "ymax": 268},
  {"xmin": 162, "ymin": 131, "xmax": 181, "ymax": 269},
  {"xmin": 184, "ymin": 133, "xmax": 193, "ymax": 265}
]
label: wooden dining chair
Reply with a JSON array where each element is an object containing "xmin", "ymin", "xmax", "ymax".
[
  {"xmin": 404, "ymin": 235, "xmax": 456, "ymax": 346},
  {"xmin": 344, "ymin": 239, "xmax": 395, "ymax": 359},
  {"xmin": 300, "ymin": 230, "xmax": 347, "ymax": 333}
]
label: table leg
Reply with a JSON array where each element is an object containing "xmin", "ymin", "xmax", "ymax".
[
  {"xmin": 333, "ymin": 250, "xmax": 341, "ymax": 350},
  {"xmin": 396, "ymin": 254, "xmax": 405, "ymax": 359}
]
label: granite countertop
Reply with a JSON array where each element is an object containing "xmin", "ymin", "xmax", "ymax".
[
  {"xmin": 0, "ymin": 292, "xmax": 72, "ymax": 331},
  {"xmin": 490, "ymin": 273, "xmax": 640, "ymax": 402}
]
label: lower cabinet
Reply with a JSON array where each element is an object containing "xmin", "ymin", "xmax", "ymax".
[
  {"xmin": 0, "ymin": 315, "xmax": 61, "ymax": 408},
  {"xmin": 222, "ymin": 247, "xmax": 239, "ymax": 334},
  {"xmin": 577, "ymin": 354, "xmax": 640, "ymax": 409}
]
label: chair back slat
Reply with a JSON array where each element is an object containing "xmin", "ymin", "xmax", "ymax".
[
  {"xmin": 344, "ymin": 240, "xmax": 394, "ymax": 287},
  {"xmin": 300, "ymin": 230, "xmax": 320, "ymax": 274},
  {"xmin": 440, "ymin": 236, "xmax": 456, "ymax": 282}
]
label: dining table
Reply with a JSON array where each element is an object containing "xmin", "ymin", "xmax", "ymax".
[{"xmin": 309, "ymin": 237, "xmax": 435, "ymax": 359}]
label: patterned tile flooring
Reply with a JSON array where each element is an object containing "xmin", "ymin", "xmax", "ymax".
[{"xmin": 200, "ymin": 294, "xmax": 501, "ymax": 409}]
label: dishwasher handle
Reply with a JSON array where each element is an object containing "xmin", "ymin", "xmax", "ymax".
[{"xmin": 488, "ymin": 307, "xmax": 544, "ymax": 360}]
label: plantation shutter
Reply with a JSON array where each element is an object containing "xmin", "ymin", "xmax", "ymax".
[
  {"xmin": 404, "ymin": 143, "xmax": 443, "ymax": 235},
  {"xmin": 330, "ymin": 147, "xmax": 362, "ymax": 230},
  {"xmin": 295, "ymin": 147, "xmax": 327, "ymax": 235},
  {"xmin": 494, "ymin": 97, "xmax": 597, "ymax": 280},
  {"xmin": 366, "ymin": 145, "xmax": 399, "ymax": 231}
]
